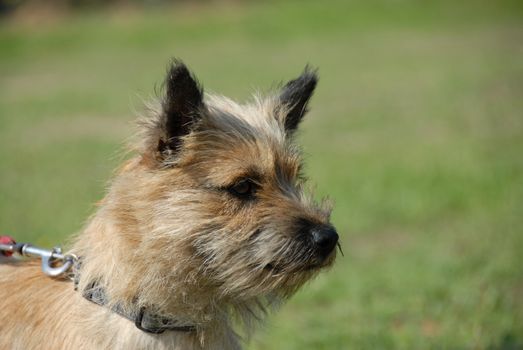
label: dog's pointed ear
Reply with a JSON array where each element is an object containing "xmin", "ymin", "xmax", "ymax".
[
  {"xmin": 159, "ymin": 60, "xmax": 204, "ymax": 154},
  {"xmin": 278, "ymin": 66, "xmax": 318, "ymax": 133}
]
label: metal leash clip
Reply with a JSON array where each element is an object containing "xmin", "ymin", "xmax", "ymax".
[{"xmin": 0, "ymin": 238, "xmax": 77, "ymax": 277}]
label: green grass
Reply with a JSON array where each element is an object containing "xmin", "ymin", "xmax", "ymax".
[{"xmin": 1, "ymin": 1, "xmax": 522, "ymax": 348}]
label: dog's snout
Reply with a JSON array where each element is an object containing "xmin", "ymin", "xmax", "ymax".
[{"xmin": 311, "ymin": 225, "xmax": 338, "ymax": 257}]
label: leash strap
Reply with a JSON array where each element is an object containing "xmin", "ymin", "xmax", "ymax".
[{"xmin": 0, "ymin": 236, "xmax": 16, "ymax": 257}]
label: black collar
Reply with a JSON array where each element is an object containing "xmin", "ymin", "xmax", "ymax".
[
  {"xmin": 74, "ymin": 261, "xmax": 196, "ymax": 334},
  {"xmin": 82, "ymin": 282, "xmax": 196, "ymax": 334}
]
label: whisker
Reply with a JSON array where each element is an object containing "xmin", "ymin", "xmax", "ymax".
[{"xmin": 337, "ymin": 242, "xmax": 344, "ymax": 257}]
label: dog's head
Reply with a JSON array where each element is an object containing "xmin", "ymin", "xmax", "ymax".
[{"xmin": 125, "ymin": 60, "xmax": 337, "ymax": 300}]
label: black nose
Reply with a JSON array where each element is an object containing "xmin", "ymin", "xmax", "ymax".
[{"xmin": 311, "ymin": 226, "xmax": 339, "ymax": 257}]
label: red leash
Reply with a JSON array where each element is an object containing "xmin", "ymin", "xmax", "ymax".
[{"xmin": 0, "ymin": 235, "xmax": 16, "ymax": 257}]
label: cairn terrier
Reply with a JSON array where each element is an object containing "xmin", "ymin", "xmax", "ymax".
[{"xmin": 0, "ymin": 60, "xmax": 338, "ymax": 350}]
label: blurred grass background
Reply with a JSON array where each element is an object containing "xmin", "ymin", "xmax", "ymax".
[{"xmin": 1, "ymin": 0, "xmax": 523, "ymax": 348}]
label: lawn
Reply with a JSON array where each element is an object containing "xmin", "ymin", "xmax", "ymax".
[{"xmin": 1, "ymin": 0, "xmax": 522, "ymax": 348}]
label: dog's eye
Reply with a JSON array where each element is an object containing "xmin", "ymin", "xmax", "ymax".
[{"xmin": 229, "ymin": 179, "xmax": 257, "ymax": 199}]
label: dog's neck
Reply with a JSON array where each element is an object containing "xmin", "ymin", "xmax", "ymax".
[{"xmin": 73, "ymin": 214, "xmax": 217, "ymax": 323}]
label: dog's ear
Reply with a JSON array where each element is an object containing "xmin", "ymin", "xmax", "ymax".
[
  {"xmin": 278, "ymin": 66, "xmax": 318, "ymax": 133},
  {"xmin": 159, "ymin": 60, "xmax": 204, "ymax": 154}
]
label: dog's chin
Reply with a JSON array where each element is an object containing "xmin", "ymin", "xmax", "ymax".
[{"xmin": 263, "ymin": 252, "xmax": 336, "ymax": 275}]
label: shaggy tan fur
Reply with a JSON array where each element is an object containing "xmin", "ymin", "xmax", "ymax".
[{"xmin": 0, "ymin": 61, "xmax": 337, "ymax": 350}]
